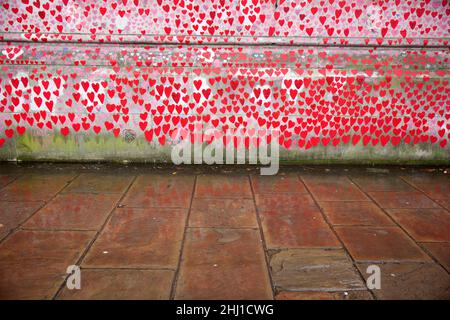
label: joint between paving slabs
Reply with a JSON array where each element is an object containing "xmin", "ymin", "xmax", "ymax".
[
  {"xmin": 397, "ymin": 176, "xmax": 450, "ymax": 213},
  {"xmin": 0, "ymin": 173, "xmax": 81, "ymax": 246},
  {"xmin": 169, "ymin": 175, "xmax": 197, "ymax": 300},
  {"xmin": 52, "ymin": 174, "xmax": 138, "ymax": 300},
  {"xmin": 248, "ymin": 174, "xmax": 279, "ymax": 300}
]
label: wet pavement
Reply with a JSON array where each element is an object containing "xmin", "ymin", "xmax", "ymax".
[{"xmin": 0, "ymin": 163, "xmax": 449, "ymax": 300}]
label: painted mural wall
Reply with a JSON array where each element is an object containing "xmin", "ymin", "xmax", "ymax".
[{"xmin": 0, "ymin": 0, "xmax": 449, "ymax": 162}]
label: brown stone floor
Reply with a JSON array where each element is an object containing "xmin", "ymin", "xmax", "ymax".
[{"xmin": 0, "ymin": 163, "xmax": 449, "ymax": 300}]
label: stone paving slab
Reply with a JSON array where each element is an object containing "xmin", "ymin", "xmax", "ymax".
[
  {"xmin": 258, "ymin": 207, "xmax": 340, "ymax": 249},
  {"xmin": 357, "ymin": 263, "xmax": 450, "ymax": 300},
  {"xmin": 350, "ymin": 176, "xmax": 415, "ymax": 192},
  {"xmin": 435, "ymin": 199, "xmax": 450, "ymax": 210},
  {"xmin": 0, "ymin": 174, "xmax": 17, "ymax": 189},
  {"xmin": 276, "ymin": 291, "xmax": 373, "ymax": 300},
  {"xmin": 335, "ymin": 226, "xmax": 431, "ymax": 262},
  {"xmin": 64, "ymin": 174, "xmax": 135, "ymax": 194},
  {"xmin": 401, "ymin": 175, "xmax": 450, "ymax": 200},
  {"xmin": 0, "ymin": 175, "xmax": 74, "ymax": 202},
  {"xmin": 190, "ymin": 198, "xmax": 258, "ymax": 228},
  {"xmin": 255, "ymin": 193, "xmax": 316, "ymax": 210},
  {"xmin": 369, "ymin": 192, "xmax": 441, "ymax": 209},
  {"xmin": 121, "ymin": 175, "xmax": 194, "ymax": 208},
  {"xmin": 0, "ymin": 201, "xmax": 44, "ymax": 240},
  {"xmin": 175, "ymin": 228, "xmax": 272, "ymax": 300},
  {"xmin": 195, "ymin": 175, "xmax": 253, "ymax": 199},
  {"xmin": 319, "ymin": 201, "xmax": 394, "ymax": 226},
  {"xmin": 0, "ymin": 230, "xmax": 94, "ymax": 299},
  {"xmin": 57, "ymin": 269, "xmax": 173, "ymax": 300},
  {"xmin": 421, "ymin": 242, "xmax": 450, "ymax": 273},
  {"xmin": 387, "ymin": 209, "xmax": 450, "ymax": 242},
  {"xmin": 301, "ymin": 175, "xmax": 369, "ymax": 201},
  {"xmin": 251, "ymin": 175, "xmax": 308, "ymax": 194},
  {"xmin": 24, "ymin": 193, "xmax": 121, "ymax": 231},
  {"xmin": 270, "ymin": 248, "xmax": 366, "ymax": 292},
  {"xmin": 82, "ymin": 208, "xmax": 187, "ymax": 269}
]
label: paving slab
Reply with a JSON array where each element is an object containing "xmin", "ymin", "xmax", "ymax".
[
  {"xmin": 434, "ymin": 199, "xmax": 450, "ymax": 210},
  {"xmin": 0, "ymin": 201, "xmax": 44, "ymax": 240},
  {"xmin": 387, "ymin": 208, "xmax": 450, "ymax": 242},
  {"xmin": 357, "ymin": 263, "xmax": 450, "ymax": 300},
  {"xmin": 335, "ymin": 226, "xmax": 430, "ymax": 262},
  {"xmin": 259, "ymin": 207, "xmax": 340, "ymax": 248},
  {"xmin": 368, "ymin": 192, "xmax": 441, "ymax": 209},
  {"xmin": 58, "ymin": 269, "xmax": 173, "ymax": 300},
  {"xmin": 175, "ymin": 228, "xmax": 272, "ymax": 300},
  {"xmin": 276, "ymin": 291, "xmax": 373, "ymax": 300},
  {"xmin": 401, "ymin": 175, "xmax": 450, "ymax": 200},
  {"xmin": 24, "ymin": 193, "xmax": 121, "ymax": 231},
  {"xmin": 251, "ymin": 175, "xmax": 308, "ymax": 194},
  {"xmin": 421, "ymin": 242, "xmax": 450, "ymax": 273},
  {"xmin": 195, "ymin": 175, "xmax": 252, "ymax": 198},
  {"xmin": 255, "ymin": 193, "xmax": 316, "ymax": 211},
  {"xmin": 0, "ymin": 174, "xmax": 18, "ymax": 189},
  {"xmin": 319, "ymin": 201, "xmax": 394, "ymax": 226},
  {"xmin": 121, "ymin": 174, "xmax": 194, "ymax": 208},
  {"xmin": 0, "ymin": 230, "xmax": 94, "ymax": 299},
  {"xmin": 0, "ymin": 175, "xmax": 74, "ymax": 202},
  {"xmin": 350, "ymin": 176, "xmax": 415, "ymax": 192},
  {"xmin": 64, "ymin": 173, "xmax": 134, "ymax": 194},
  {"xmin": 270, "ymin": 248, "xmax": 366, "ymax": 291},
  {"xmin": 302, "ymin": 175, "xmax": 368, "ymax": 201},
  {"xmin": 189, "ymin": 198, "xmax": 257, "ymax": 228},
  {"xmin": 82, "ymin": 208, "xmax": 187, "ymax": 269}
]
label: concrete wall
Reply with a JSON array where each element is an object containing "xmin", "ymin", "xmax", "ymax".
[{"xmin": 0, "ymin": 0, "xmax": 449, "ymax": 163}]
